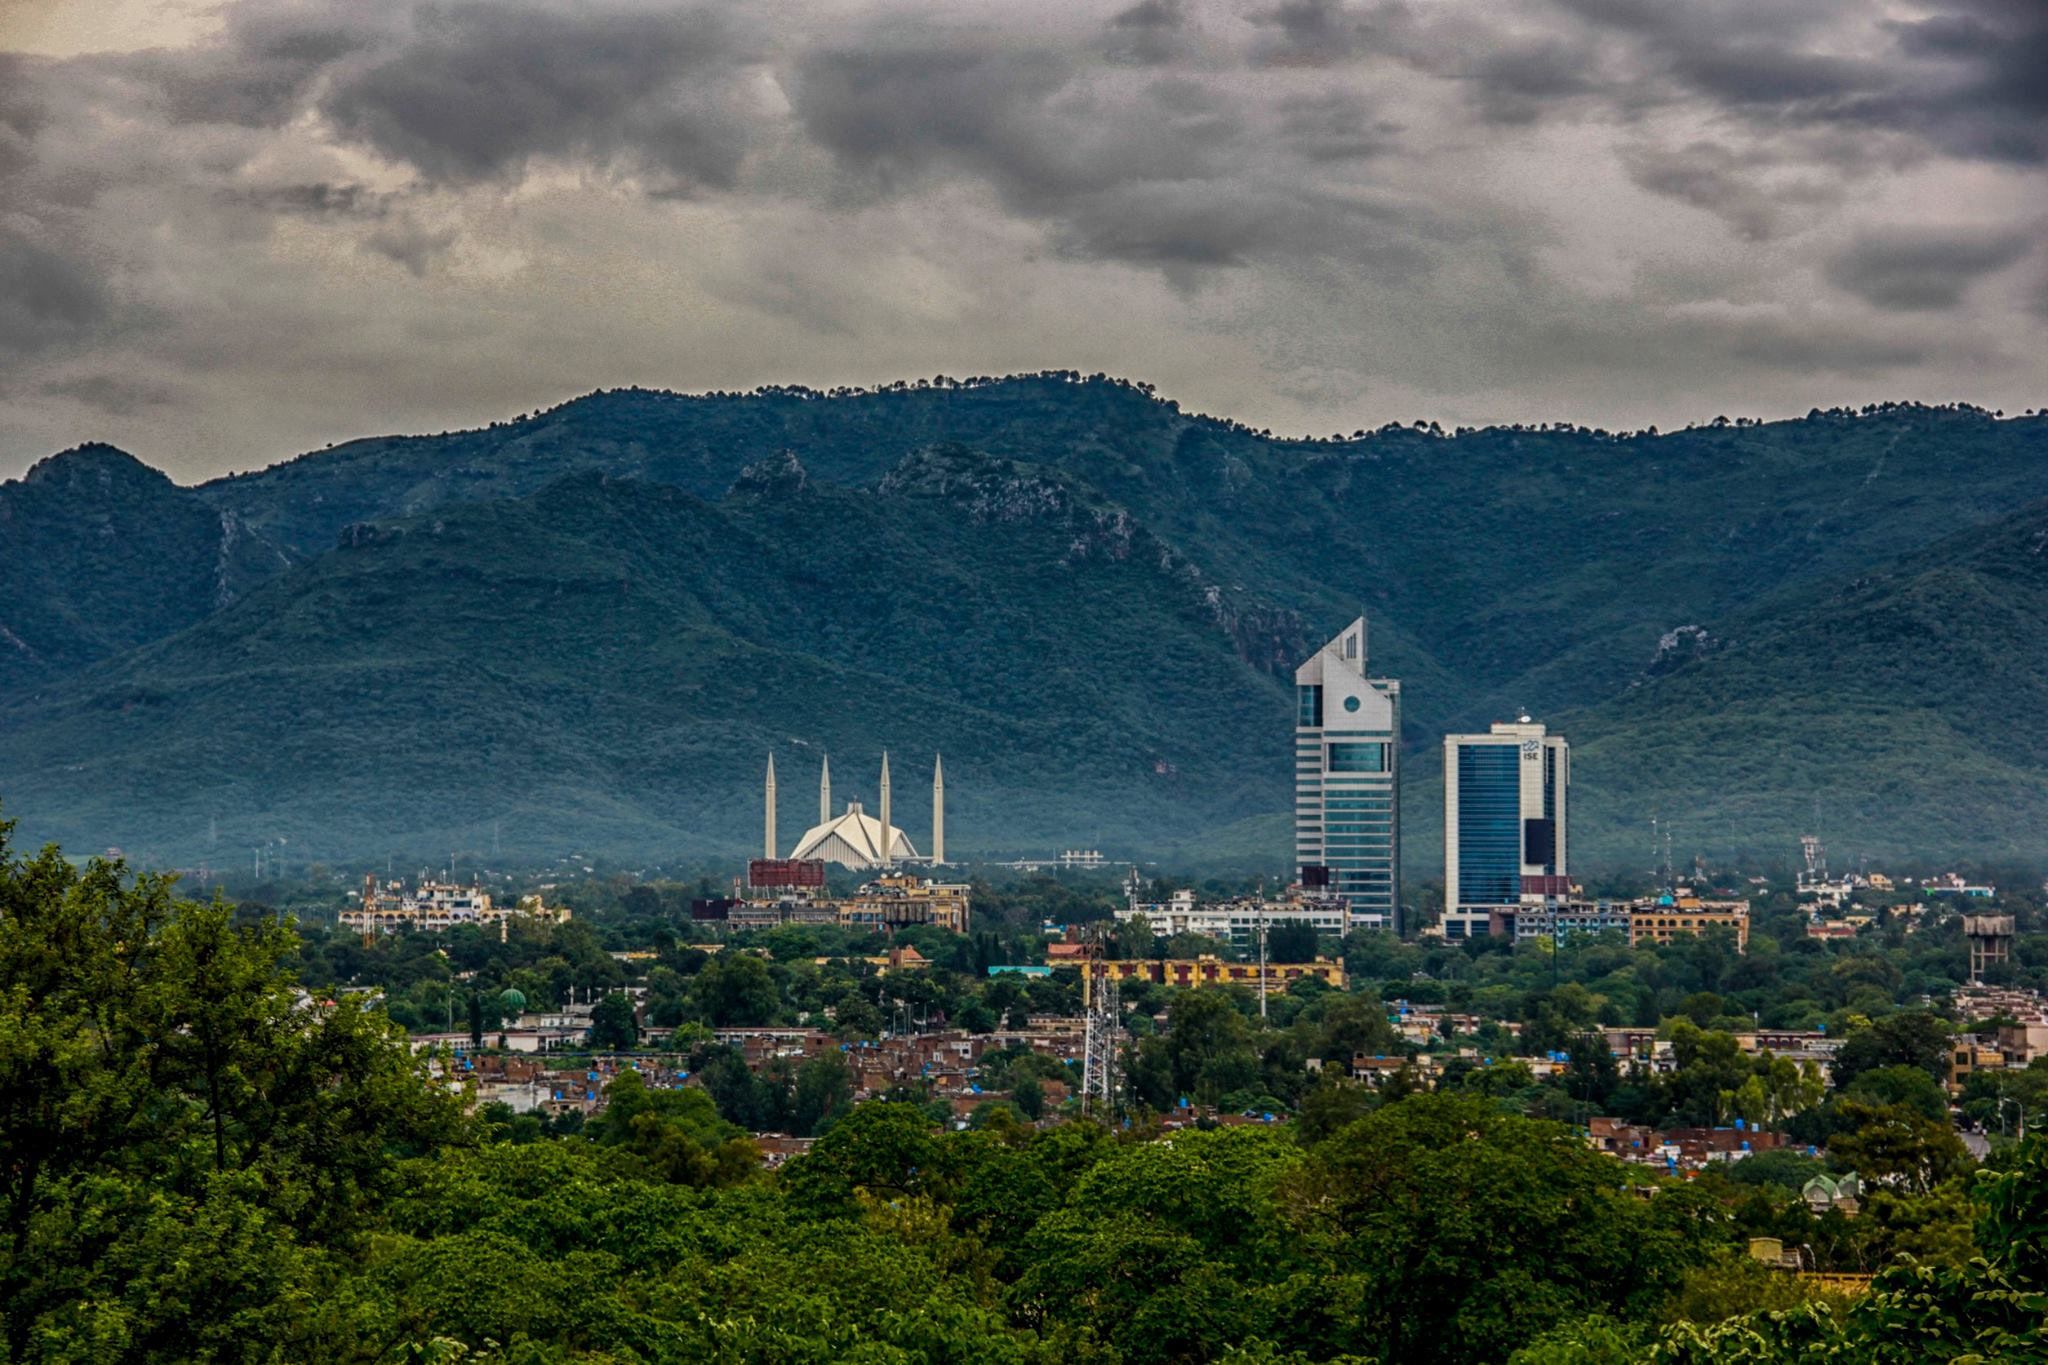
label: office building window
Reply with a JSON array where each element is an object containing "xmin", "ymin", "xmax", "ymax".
[
  {"xmin": 1297, "ymin": 685, "xmax": 1323, "ymax": 728},
  {"xmin": 1326, "ymin": 741, "xmax": 1387, "ymax": 773}
]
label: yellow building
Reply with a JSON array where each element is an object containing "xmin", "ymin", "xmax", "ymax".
[
  {"xmin": 1948, "ymin": 1041, "xmax": 2006, "ymax": 1097},
  {"xmin": 835, "ymin": 875, "xmax": 971, "ymax": 932},
  {"xmin": 1083, "ymin": 955, "xmax": 1345, "ymax": 1005},
  {"xmin": 1629, "ymin": 896, "xmax": 1750, "ymax": 952}
]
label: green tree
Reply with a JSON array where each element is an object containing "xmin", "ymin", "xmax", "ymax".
[
  {"xmin": 0, "ymin": 825, "xmax": 465, "ymax": 1360},
  {"xmin": 1832, "ymin": 1011, "xmax": 1950, "ymax": 1088},
  {"xmin": 1828, "ymin": 1100, "xmax": 1972, "ymax": 1193},
  {"xmin": 589, "ymin": 991, "xmax": 639, "ymax": 1050},
  {"xmin": 1267, "ymin": 920, "xmax": 1319, "ymax": 964},
  {"xmin": 1285, "ymin": 1094, "xmax": 1715, "ymax": 1365},
  {"xmin": 695, "ymin": 951, "xmax": 780, "ymax": 1026},
  {"xmin": 585, "ymin": 1068, "xmax": 757, "ymax": 1185},
  {"xmin": 780, "ymin": 1101, "xmax": 955, "ymax": 1216},
  {"xmin": 792, "ymin": 1048, "xmax": 855, "ymax": 1136}
]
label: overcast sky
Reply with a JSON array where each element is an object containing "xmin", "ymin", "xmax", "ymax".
[{"xmin": 1, "ymin": 0, "xmax": 2043, "ymax": 484}]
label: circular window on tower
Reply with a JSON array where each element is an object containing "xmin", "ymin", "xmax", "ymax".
[{"xmin": 1343, "ymin": 695, "xmax": 1361, "ymax": 713}]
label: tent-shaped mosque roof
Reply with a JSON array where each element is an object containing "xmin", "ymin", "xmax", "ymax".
[{"xmin": 789, "ymin": 801, "xmax": 919, "ymax": 869}]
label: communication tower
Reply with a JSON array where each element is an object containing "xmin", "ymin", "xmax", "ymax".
[
  {"xmin": 1080, "ymin": 926, "xmax": 1122, "ymax": 1119},
  {"xmin": 1800, "ymin": 834, "xmax": 1827, "ymax": 888}
]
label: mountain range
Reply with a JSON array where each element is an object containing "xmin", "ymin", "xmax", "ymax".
[{"xmin": 3, "ymin": 373, "xmax": 2045, "ymax": 876}]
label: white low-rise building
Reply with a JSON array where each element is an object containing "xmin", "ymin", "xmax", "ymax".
[{"xmin": 1116, "ymin": 883, "xmax": 1353, "ymax": 948}]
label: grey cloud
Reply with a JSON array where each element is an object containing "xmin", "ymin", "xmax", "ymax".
[
  {"xmin": 791, "ymin": 35, "xmax": 1465, "ymax": 276},
  {"xmin": 1250, "ymin": 0, "xmax": 1378, "ymax": 66},
  {"xmin": 1557, "ymin": 0, "xmax": 2048, "ymax": 166},
  {"xmin": 1245, "ymin": 2, "xmax": 1614, "ymax": 126},
  {"xmin": 0, "ymin": 54, "xmax": 48, "ymax": 179},
  {"xmin": 124, "ymin": 3, "xmax": 395, "ymax": 127},
  {"xmin": 361, "ymin": 218, "xmax": 458, "ymax": 276},
  {"xmin": 1826, "ymin": 227, "xmax": 2033, "ymax": 312},
  {"xmin": 317, "ymin": 2, "xmax": 758, "ymax": 187},
  {"xmin": 1622, "ymin": 142, "xmax": 1839, "ymax": 241},
  {"xmin": 0, "ymin": 223, "xmax": 109, "ymax": 361},
  {"xmin": 2, "ymin": 0, "xmax": 2045, "ymax": 482},
  {"xmin": 38, "ymin": 374, "xmax": 178, "ymax": 416},
  {"xmin": 1274, "ymin": 90, "xmax": 1399, "ymax": 161},
  {"xmin": 1106, "ymin": 0, "xmax": 1189, "ymax": 66},
  {"xmin": 228, "ymin": 182, "xmax": 385, "ymax": 216},
  {"xmin": 789, "ymin": 45, "xmax": 1078, "ymax": 191},
  {"xmin": 1886, "ymin": 3, "xmax": 2048, "ymax": 163}
]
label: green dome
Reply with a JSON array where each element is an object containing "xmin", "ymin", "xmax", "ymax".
[{"xmin": 499, "ymin": 987, "xmax": 527, "ymax": 1014}]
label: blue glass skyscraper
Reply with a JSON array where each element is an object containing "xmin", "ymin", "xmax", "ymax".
[{"xmin": 1443, "ymin": 719, "xmax": 1570, "ymax": 926}]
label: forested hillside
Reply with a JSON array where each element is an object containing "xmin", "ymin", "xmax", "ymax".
[
  {"xmin": 4, "ymin": 376, "xmax": 2045, "ymax": 868},
  {"xmin": 0, "ymin": 449, "xmax": 1299, "ymax": 860},
  {"xmin": 0, "ymin": 445, "xmax": 291, "ymax": 692}
]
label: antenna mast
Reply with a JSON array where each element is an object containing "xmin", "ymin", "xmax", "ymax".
[{"xmin": 1081, "ymin": 923, "xmax": 1122, "ymax": 1120}]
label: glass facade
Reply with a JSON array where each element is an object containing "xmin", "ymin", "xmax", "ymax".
[
  {"xmin": 1296, "ymin": 685, "xmax": 1322, "ymax": 728},
  {"xmin": 1455, "ymin": 745, "xmax": 1521, "ymax": 907},
  {"xmin": 1297, "ymin": 717, "xmax": 1399, "ymax": 927},
  {"xmin": 1295, "ymin": 621, "xmax": 1400, "ymax": 932},
  {"xmin": 1444, "ymin": 725, "xmax": 1568, "ymax": 917},
  {"xmin": 1326, "ymin": 741, "xmax": 1387, "ymax": 772}
]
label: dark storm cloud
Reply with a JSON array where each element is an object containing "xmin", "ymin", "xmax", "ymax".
[
  {"xmin": 789, "ymin": 44, "xmax": 1083, "ymax": 193},
  {"xmin": 1825, "ymin": 227, "xmax": 2034, "ymax": 312},
  {"xmin": 1250, "ymin": 0, "xmax": 1378, "ymax": 66},
  {"xmin": 317, "ymin": 2, "xmax": 758, "ymax": 187},
  {"xmin": 0, "ymin": 0, "xmax": 2043, "ymax": 481},
  {"xmin": 1886, "ymin": 2, "xmax": 2048, "ymax": 163},
  {"xmin": 791, "ymin": 37, "xmax": 1358, "ymax": 270},
  {"xmin": 1553, "ymin": 0, "xmax": 2048, "ymax": 165}
]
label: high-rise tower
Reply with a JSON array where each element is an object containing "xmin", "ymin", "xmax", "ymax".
[
  {"xmin": 932, "ymin": 753, "xmax": 945, "ymax": 865},
  {"xmin": 879, "ymin": 751, "xmax": 893, "ymax": 866},
  {"xmin": 1294, "ymin": 618, "xmax": 1401, "ymax": 931},
  {"xmin": 764, "ymin": 753, "xmax": 778, "ymax": 859},
  {"xmin": 1443, "ymin": 720, "xmax": 1569, "ymax": 924}
]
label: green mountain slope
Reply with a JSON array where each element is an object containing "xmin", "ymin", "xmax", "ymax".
[
  {"xmin": 191, "ymin": 382, "xmax": 2048, "ymax": 741},
  {"xmin": 1565, "ymin": 497, "xmax": 2048, "ymax": 864},
  {"xmin": 0, "ymin": 445, "xmax": 291, "ymax": 692},
  {"xmin": 5, "ymin": 381, "xmax": 2047, "ymax": 872},
  {"xmin": 0, "ymin": 449, "xmax": 1300, "ymax": 864}
]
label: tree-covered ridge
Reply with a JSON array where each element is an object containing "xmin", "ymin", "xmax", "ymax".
[
  {"xmin": 0, "ymin": 459, "xmax": 1301, "ymax": 861},
  {"xmin": 6, "ymin": 377, "xmax": 2048, "ymax": 866},
  {"xmin": 0, "ymin": 443, "xmax": 292, "ymax": 693},
  {"xmin": 8, "ymin": 826, "xmax": 2048, "ymax": 1362}
]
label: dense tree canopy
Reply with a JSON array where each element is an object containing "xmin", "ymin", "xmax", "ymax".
[{"xmin": 7, "ymin": 823, "xmax": 2048, "ymax": 1362}]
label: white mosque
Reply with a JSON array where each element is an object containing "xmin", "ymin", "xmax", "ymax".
[{"xmin": 763, "ymin": 751, "xmax": 945, "ymax": 870}]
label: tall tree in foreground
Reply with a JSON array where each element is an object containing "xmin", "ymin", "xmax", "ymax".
[{"xmin": 0, "ymin": 814, "xmax": 466, "ymax": 1359}]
